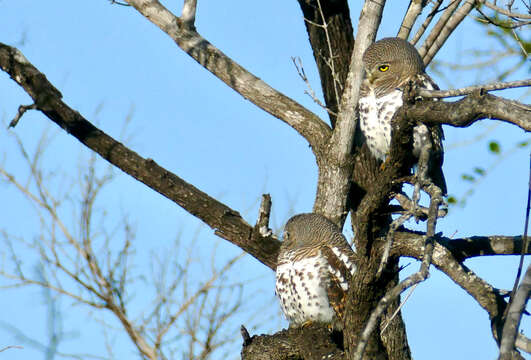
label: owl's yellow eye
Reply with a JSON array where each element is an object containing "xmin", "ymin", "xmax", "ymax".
[{"xmin": 378, "ymin": 65, "xmax": 389, "ymax": 72}]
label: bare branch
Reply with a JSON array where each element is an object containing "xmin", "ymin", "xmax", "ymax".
[
  {"xmin": 482, "ymin": 0, "xmax": 531, "ymax": 19},
  {"xmin": 0, "ymin": 42, "xmax": 281, "ymax": 270},
  {"xmin": 181, "ymin": 0, "xmax": 197, "ymax": 27},
  {"xmin": 411, "ymin": 0, "xmax": 444, "ymax": 45},
  {"xmin": 8, "ymin": 103, "xmax": 37, "ymax": 128},
  {"xmin": 255, "ymin": 194, "xmax": 273, "ymax": 237},
  {"xmin": 0, "ymin": 345, "xmax": 23, "ymax": 353},
  {"xmin": 405, "ymin": 91, "xmax": 531, "ymax": 131},
  {"xmin": 417, "ymin": 79, "xmax": 531, "ymax": 98},
  {"xmin": 122, "ymin": 0, "xmax": 331, "ymax": 152},
  {"xmin": 418, "ymin": 0, "xmax": 461, "ymax": 60},
  {"xmin": 423, "ymin": 0, "xmax": 477, "ymax": 65},
  {"xmin": 397, "ymin": 0, "xmax": 428, "ymax": 40},
  {"xmin": 313, "ymin": 0, "xmax": 386, "ymax": 226},
  {"xmin": 354, "ymin": 183, "xmax": 442, "ymax": 360},
  {"xmin": 499, "ymin": 264, "xmax": 531, "ymax": 358}
]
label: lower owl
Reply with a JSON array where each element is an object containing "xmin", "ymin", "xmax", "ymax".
[{"xmin": 275, "ymin": 213, "xmax": 356, "ymax": 329}]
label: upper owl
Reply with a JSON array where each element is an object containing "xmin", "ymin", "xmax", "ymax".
[
  {"xmin": 361, "ymin": 37, "xmax": 426, "ymax": 98},
  {"xmin": 358, "ymin": 37, "xmax": 447, "ymax": 194}
]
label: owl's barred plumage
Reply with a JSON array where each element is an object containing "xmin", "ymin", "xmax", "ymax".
[
  {"xmin": 359, "ymin": 37, "xmax": 447, "ymax": 194},
  {"xmin": 275, "ymin": 213, "xmax": 356, "ymax": 330}
]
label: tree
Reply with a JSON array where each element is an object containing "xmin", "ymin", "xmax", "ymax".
[{"xmin": 0, "ymin": 1, "xmax": 530, "ymax": 359}]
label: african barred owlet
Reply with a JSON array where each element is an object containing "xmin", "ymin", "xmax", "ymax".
[
  {"xmin": 275, "ymin": 213, "xmax": 356, "ymax": 329},
  {"xmin": 359, "ymin": 37, "xmax": 447, "ymax": 194}
]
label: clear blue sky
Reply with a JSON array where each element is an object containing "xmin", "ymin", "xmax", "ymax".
[{"xmin": 1, "ymin": 1, "xmax": 529, "ymax": 359}]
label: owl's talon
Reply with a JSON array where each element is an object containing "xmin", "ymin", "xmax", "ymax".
[{"xmin": 301, "ymin": 320, "xmax": 314, "ymax": 328}]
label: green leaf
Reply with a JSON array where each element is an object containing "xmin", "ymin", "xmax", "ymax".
[
  {"xmin": 461, "ymin": 174, "xmax": 475, "ymax": 182},
  {"xmin": 489, "ymin": 141, "xmax": 501, "ymax": 154},
  {"xmin": 473, "ymin": 167, "xmax": 486, "ymax": 176},
  {"xmin": 447, "ymin": 196, "xmax": 457, "ymax": 205},
  {"xmin": 517, "ymin": 140, "xmax": 529, "ymax": 148}
]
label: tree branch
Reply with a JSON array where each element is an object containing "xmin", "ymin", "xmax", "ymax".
[
  {"xmin": 124, "ymin": 0, "xmax": 331, "ymax": 152},
  {"xmin": 411, "ymin": 0, "xmax": 444, "ymax": 45},
  {"xmin": 0, "ymin": 42, "xmax": 281, "ymax": 270},
  {"xmin": 422, "ymin": 0, "xmax": 477, "ymax": 65},
  {"xmin": 312, "ymin": 0, "xmax": 386, "ymax": 226},
  {"xmin": 482, "ymin": 0, "xmax": 531, "ymax": 19},
  {"xmin": 397, "ymin": 0, "xmax": 428, "ymax": 40},
  {"xmin": 417, "ymin": 79, "xmax": 531, "ymax": 98},
  {"xmin": 405, "ymin": 91, "xmax": 531, "ymax": 131},
  {"xmin": 392, "ymin": 231, "xmax": 531, "ymax": 355},
  {"xmin": 441, "ymin": 235, "xmax": 529, "ymax": 260},
  {"xmin": 499, "ymin": 263, "xmax": 531, "ymax": 358}
]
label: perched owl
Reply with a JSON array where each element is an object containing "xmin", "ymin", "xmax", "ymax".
[
  {"xmin": 358, "ymin": 37, "xmax": 447, "ymax": 194},
  {"xmin": 275, "ymin": 213, "xmax": 356, "ymax": 330}
]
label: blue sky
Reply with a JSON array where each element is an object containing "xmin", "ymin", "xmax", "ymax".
[{"xmin": 1, "ymin": 1, "xmax": 529, "ymax": 359}]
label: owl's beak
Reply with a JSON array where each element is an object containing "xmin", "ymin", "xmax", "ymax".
[{"xmin": 365, "ymin": 69, "xmax": 375, "ymax": 83}]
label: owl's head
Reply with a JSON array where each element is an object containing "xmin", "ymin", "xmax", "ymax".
[
  {"xmin": 362, "ymin": 37, "xmax": 425, "ymax": 94},
  {"xmin": 281, "ymin": 213, "xmax": 345, "ymax": 250}
]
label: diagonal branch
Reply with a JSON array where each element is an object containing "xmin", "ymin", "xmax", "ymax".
[
  {"xmin": 0, "ymin": 42, "xmax": 281, "ymax": 270},
  {"xmin": 422, "ymin": 0, "xmax": 476, "ymax": 65},
  {"xmin": 124, "ymin": 0, "xmax": 331, "ymax": 152},
  {"xmin": 392, "ymin": 231, "xmax": 530, "ymax": 355},
  {"xmin": 411, "ymin": 0, "xmax": 444, "ymax": 45}
]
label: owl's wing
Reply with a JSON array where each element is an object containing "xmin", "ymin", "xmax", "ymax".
[
  {"xmin": 321, "ymin": 244, "xmax": 356, "ymax": 323},
  {"xmin": 415, "ymin": 73, "xmax": 447, "ymax": 194}
]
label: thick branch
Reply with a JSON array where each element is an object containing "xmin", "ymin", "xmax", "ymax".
[
  {"xmin": 313, "ymin": 0, "xmax": 386, "ymax": 227},
  {"xmin": 406, "ymin": 91, "xmax": 531, "ymax": 131},
  {"xmin": 442, "ymin": 235, "xmax": 528, "ymax": 260},
  {"xmin": 0, "ymin": 42, "xmax": 281, "ymax": 270},
  {"xmin": 397, "ymin": 0, "xmax": 427, "ymax": 40},
  {"xmin": 125, "ymin": 0, "xmax": 331, "ymax": 152}
]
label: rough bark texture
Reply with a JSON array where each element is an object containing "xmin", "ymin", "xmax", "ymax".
[{"xmin": 297, "ymin": 0, "xmax": 355, "ymax": 127}]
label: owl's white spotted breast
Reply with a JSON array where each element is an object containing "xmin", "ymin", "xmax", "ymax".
[
  {"xmin": 359, "ymin": 88, "xmax": 402, "ymax": 161},
  {"xmin": 359, "ymin": 77, "xmax": 436, "ymax": 161},
  {"xmin": 275, "ymin": 247, "xmax": 354, "ymax": 326}
]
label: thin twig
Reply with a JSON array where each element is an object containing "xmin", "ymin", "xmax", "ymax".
[
  {"xmin": 411, "ymin": 0, "xmax": 444, "ymax": 45},
  {"xmin": 508, "ymin": 152, "xmax": 531, "ymax": 304},
  {"xmin": 499, "ymin": 152, "xmax": 531, "ymax": 358},
  {"xmin": 291, "ymin": 57, "xmax": 337, "ymax": 116},
  {"xmin": 0, "ymin": 345, "xmax": 23, "ymax": 353},
  {"xmin": 417, "ymin": 79, "xmax": 531, "ymax": 98},
  {"xmin": 482, "ymin": 0, "xmax": 531, "ymax": 19},
  {"xmin": 316, "ymin": 0, "xmax": 340, "ymax": 105}
]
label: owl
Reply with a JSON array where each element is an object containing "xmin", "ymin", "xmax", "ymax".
[
  {"xmin": 275, "ymin": 213, "xmax": 356, "ymax": 330},
  {"xmin": 358, "ymin": 37, "xmax": 446, "ymax": 194}
]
